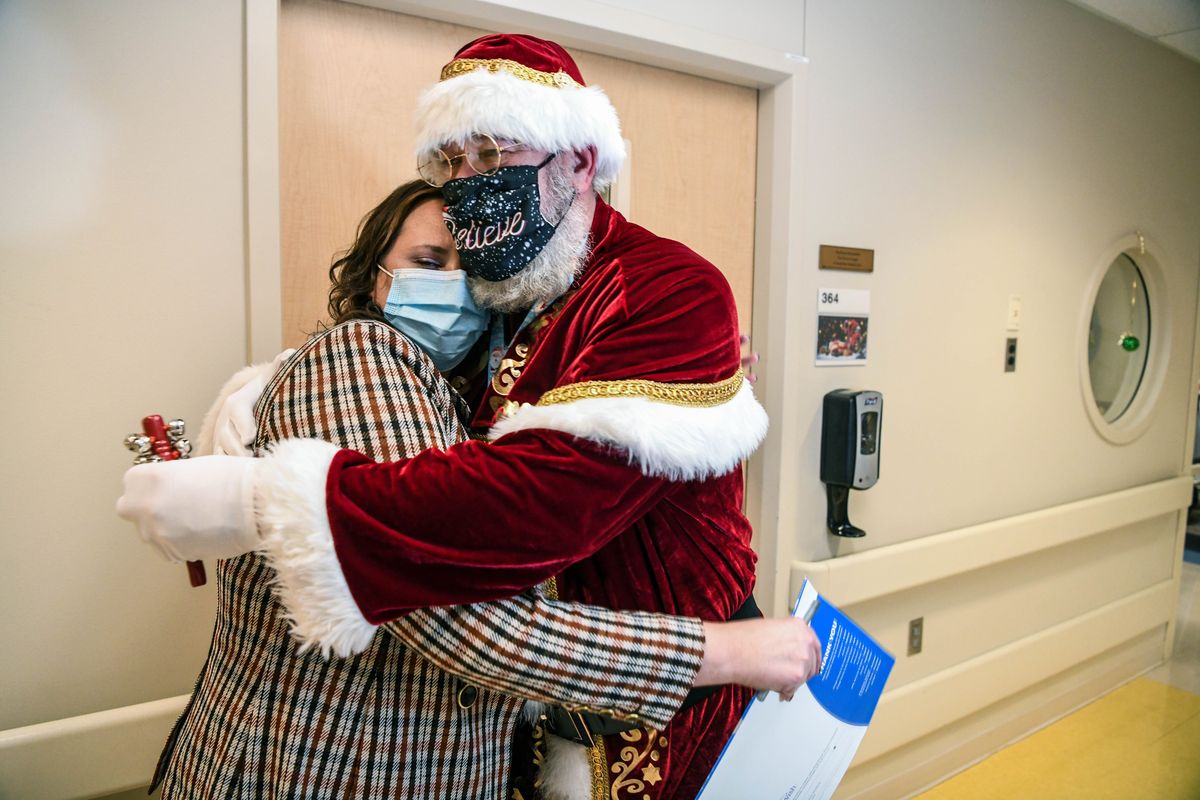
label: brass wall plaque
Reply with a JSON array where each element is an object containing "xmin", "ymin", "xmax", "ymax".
[{"xmin": 819, "ymin": 245, "xmax": 875, "ymax": 272}]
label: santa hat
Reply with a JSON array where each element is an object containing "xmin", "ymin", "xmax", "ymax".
[{"xmin": 414, "ymin": 34, "xmax": 626, "ymax": 189}]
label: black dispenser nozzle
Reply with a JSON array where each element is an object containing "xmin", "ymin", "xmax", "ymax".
[{"xmin": 825, "ymin": 483, "xmax": 867, "ymax": 538}]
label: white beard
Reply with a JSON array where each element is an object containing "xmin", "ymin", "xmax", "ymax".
[{"xmin": 467, "ymin": 161, "xmax": 592, "ymax": 313}]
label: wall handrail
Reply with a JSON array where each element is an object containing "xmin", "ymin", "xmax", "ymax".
[
  {"xmin": 0, "ymin": 694, "xmax": 189, "ymax": 800},
  {"xmin": 792, "ymin": 476, "xmax": 1191, "ymax": 607}
]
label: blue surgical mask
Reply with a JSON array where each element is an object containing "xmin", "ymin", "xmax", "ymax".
[{"xmin": 377, "ymin": 266, "xmax": 489, "ymax": 372}]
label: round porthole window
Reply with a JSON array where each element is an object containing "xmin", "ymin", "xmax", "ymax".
[{"xmin": 1087, "ymin": 253, "xmax": 1150, "ymax": 423}]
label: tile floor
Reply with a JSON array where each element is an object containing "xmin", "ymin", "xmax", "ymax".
[{"xmin": 914, "ymin": 554, "xmax": 1200, "ymax": 799}]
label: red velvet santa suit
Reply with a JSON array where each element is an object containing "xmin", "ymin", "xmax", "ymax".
[{"xmin": 258, "ymin": 200, "xmax": 767, "ymax": 799}]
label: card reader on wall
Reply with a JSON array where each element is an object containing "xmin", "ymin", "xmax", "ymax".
[{"xmin": 820, "ymin": 389, "xmax": 883, "ymax": 538}]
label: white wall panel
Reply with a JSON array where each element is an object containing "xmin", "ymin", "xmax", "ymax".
[
  {"xmin": 0, "ymin": 0, "xmax": 245, "ymax": 736},
  {"xmin": 797, "ymin": 0, "xmax": 1200, "ymax": 561}
]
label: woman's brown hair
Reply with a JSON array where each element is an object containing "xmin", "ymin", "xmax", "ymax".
[{"xmin": 327, "ymin": 180, "xmax": 444, "ymax": 324}]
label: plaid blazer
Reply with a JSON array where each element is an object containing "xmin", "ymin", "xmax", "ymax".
[{"xmin": 152, "ymin": 321, "xmax": 704, "ymax": 799}]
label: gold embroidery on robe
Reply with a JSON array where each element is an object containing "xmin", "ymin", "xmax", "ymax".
[
  {"xmin": 608, "ymin": 728, "xmax": 666, "ymax": 799},
  {"xmin": 491, "ymin": 343, "xmax": 530, "ymax": 398},
  {"xmin": 530, "ymin": 718, "xmax": 547, "ymax": 789},
  {"xmin": 486, "ymin": 291, "xmax": 576, "ymax": 415},
  {"xmin": 589, "ymin": 735, "xmax": 610, "ymax": 800}
]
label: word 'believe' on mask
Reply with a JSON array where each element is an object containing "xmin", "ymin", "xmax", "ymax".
[{"xmin": 440, "ymin": 157, "xmax": 565, "ymax": 283}]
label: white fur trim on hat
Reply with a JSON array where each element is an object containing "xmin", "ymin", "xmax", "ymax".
[
  {"xmin": 255, "ymin": 437, "xmax": 378, "ymax": 658},
  {"xmin": 414, "ymin": 67, "xmax": 626, "ymax": 189},
  {"xmin": 489, "ymin": 379, "xmax": 768, "ymax": 481}
]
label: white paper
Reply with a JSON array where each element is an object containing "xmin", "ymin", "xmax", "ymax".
[{"xmin": 696, "ymin": 580, "xmax": 894, "ymax": 800}]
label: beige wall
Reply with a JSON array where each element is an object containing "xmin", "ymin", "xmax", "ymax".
[
  {"xmin": 0, "ymin": 0, "xmax": 245, "ymax": 794},
  {"xmin": 790, "ymin": 1, "xmax": 1200, "ymax": 796},
  {"xmin": 2, "ymin": 0, "xmax": 1198, "ymax": 798},
  {"xmin": 796, "ymin": 0, "xmax": 1200, "ymax": 562}
]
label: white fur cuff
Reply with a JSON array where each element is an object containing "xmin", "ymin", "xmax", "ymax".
[
  {"xmin": 489, "ymin": 379, "xmax": 768, "ymax": 481},
  {"xmin": 255, "ymin": 438, "xmax": 377, "ymax": 658}
]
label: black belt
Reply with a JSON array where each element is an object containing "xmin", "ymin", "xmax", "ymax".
[{"xmin": 543, "ymin": 593, "xmax": 762, "ymax": 747}]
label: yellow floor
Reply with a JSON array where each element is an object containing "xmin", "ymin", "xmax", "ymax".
[
  {"xmin": 916, "ymin": 674, "xmax": 1200, "ymax": 799},
  {"xmin": 914, "ymin": 557, "xmax": 1200, "ymax": 800}
]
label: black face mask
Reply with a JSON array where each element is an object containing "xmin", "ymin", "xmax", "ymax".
[{"xmin": 441, "ymin": 154, "xmax": 567, "ymax": 282}]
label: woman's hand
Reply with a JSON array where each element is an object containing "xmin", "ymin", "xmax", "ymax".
[
  {"xmin": 740, "ymin": 333, "xmax": 759, "ymax": 384},
  {"xmin": 696, "ymin": 616, "xmax": 822, "ymax": 701}
]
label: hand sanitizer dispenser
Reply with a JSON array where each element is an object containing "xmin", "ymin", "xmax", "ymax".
[{"xmin": 820, "ymin": 389, "xmax": 883, "ymax": 538}]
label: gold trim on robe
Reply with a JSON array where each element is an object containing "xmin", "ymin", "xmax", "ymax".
[{"xmin": 538, "ymin": 372, "xmax": 743, "ymax": 409}]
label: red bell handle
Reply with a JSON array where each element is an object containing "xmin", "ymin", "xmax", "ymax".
[{"xmin": 127, "ymin": 415, "xmax": 206, "ymax": 587}]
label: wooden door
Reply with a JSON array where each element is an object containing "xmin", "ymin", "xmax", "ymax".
[{"xmin": 280, "ymin": 0, "xmax": 757, "ymax": 346}]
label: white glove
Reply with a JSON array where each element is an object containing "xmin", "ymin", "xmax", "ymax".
[
  {"xmin": 211, "ymin": 348, "xmax": 295, "ymax": 456},
  {"xmin": 116, "ymin": 455, "xmax": 261, "ymax": 563},
  {"xmin": 212, "ymin": 376, "xmax": 266, "ymax": 456}
]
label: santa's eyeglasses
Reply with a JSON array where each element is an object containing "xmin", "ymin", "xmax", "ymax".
[{"xmin": 418, "ymin": 133, "xmax": 528, "ymax": 187}]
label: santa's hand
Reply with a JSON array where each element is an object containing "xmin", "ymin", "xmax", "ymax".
[
  {"xmin": 116, "ymin": 455, "xmax": 261, "ymax": 563},
  {"xmin": 212, "ymin": 348, "xmax": 295, "ymax": 456},
  {"xmin": 697, "ymin": 616, "xmax": 822, "ymax": 701}
]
